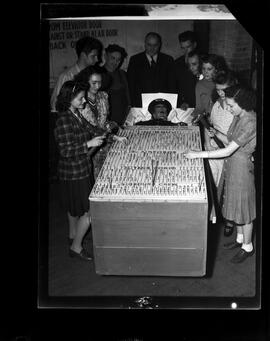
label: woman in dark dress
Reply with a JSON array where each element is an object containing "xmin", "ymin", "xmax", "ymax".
[
  {"xmin": 54, "ymin": 80, "xmax": 105, "ymax": 261},
  {"xmin": 185, "ymin": 85, "xmax": 256, "ymax": 263}
]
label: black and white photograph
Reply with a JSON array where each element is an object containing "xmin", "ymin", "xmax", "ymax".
[
  {"xmin": 38, "ymin": 3, "xmax": 265, "ymax": 310},
  {"xmin": 27, "ymin": 5, "xmax": 269, "ymax": 340}
]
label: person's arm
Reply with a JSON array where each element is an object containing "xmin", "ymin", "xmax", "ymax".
[
  {"xmin": 184, "ymin": 140, "xmax": 240, "ymax": 159},
  {"xmin": 212, "ymin": 129, "xmax": 230, "ymax": 145},
  {"xmin": 50, "ymin": 73, "xmax": 69, "ymax": 112},
  {"xmin": 55, "ymin": 116, "xmax": 104, "ymax": 157},
  {"xmin": 204, "ymin": 127, "xmax": 213, "ymax": 151}
]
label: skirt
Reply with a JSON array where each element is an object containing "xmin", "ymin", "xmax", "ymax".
[
  {"xmin": 59, "ymin": 175, "xmax": 94, "ymax": 217},
  {"xmin": 217, "ymin": 152, "xmax": 256, "ymax": 225}
]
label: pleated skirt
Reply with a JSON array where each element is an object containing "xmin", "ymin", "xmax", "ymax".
[{"xmin": 59, "ymin": 174, "xmax": 94, "ymax": 217}]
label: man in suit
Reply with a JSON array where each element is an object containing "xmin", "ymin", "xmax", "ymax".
[
  {"xmin": 174, "ymin": 31, "xmax": 198, "ymax": 107},
  {"xmin": 127, "ymin": 32, "xmax": 176, "ymax": 107}
]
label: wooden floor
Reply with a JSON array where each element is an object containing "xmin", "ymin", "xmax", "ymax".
[{"xmin": 47, "ymin": 181, "xmax": 256, "ymax": 301}]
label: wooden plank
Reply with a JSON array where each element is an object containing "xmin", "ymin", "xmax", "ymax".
[
  {"xmin": 94, "ymin": 247, "xmax": 206, "ymax": 277},
  {"xmin": 92, "ymin": 219, "xmax": 207, "ymax": 248},
  {"xmin": 90, "ymin": 201, "xmax": 208, "ymax": 221}
]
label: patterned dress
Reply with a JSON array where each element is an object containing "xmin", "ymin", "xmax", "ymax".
[
  {"xmin": 217, "ymin": 110, "xmax": 256, "ymax": 224},
  {"xmin": 80, "ymin": 91, "xmax": 113, "ymax": 179},
  {"xmin": 207, "ymin": 99, "xmax": 234, "ymax": 186}
]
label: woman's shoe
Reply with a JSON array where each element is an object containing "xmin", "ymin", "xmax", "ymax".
[
  {"xmin": 230, "ymin": 248, "xmax": 255, "ymax": 263},
  {"xmin": 224, "ymin": 225, "xmax": 234, "ymax": 237},
  {"xmin": 223, "ymin": 241, "xmax": 242, "ymax": 250},
  {"xmin": 69, "ymin": 248, "xmax": 93, "ymax": 261}
]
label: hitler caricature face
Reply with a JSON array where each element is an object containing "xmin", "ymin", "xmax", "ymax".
[{"xmin": 152, "ymin": 104, "xmax": 169, "ymax": 121}]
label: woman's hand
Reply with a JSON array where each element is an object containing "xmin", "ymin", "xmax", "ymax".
[
  {"xmin": 207, "ymin": 127, "xmax": 217, "ymax": 138},
  {"xmin": 114, "ymin": 136, "xmax": 128, "ymax": 144},
  {"xmin": 183, "ymin": 150, "xmax": 200, "ymax": 159},
  {"xmin": 87, "ymin": 135, "xmax": 105, "ymax": 148}
]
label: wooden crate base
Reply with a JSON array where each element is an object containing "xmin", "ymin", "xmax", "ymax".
[
  {"xmin": 94, "ymin": 247, "xmax": 206, "ymax": 277},
  {"xmin": 90, "ymin": 201, "xmax": 208, "ymax": 276}
]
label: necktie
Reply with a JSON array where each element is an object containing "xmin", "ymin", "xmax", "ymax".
[{"xmin": 150, "ymin": 56, "xmax": 156, "ymax": 67}]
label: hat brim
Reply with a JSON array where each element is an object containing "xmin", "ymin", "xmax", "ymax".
[{"xmin": 148, "ymin": 98, "xmax": 172, "ymax": 115}]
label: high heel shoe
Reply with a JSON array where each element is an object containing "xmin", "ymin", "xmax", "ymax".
[
  {"xmin": 69, "ymin": 248, "xmax": 93, "ymax": 261},
  {"xmin": 224, "ymin": 224, "xmax": 234, "ymax": 237}
]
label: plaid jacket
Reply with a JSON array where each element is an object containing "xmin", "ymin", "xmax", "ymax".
[{"xmin": 54, "ymin": 110, "xmax": 95, "ymax": 180}]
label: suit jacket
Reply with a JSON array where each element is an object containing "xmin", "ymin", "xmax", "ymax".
[
  {"xmin": 174, "ymin": 56, "xmax": 198, "ymax": 108},
  {"xmin": 127, "ymin": 52, "xmax": 176, "ymax": 107},
  {"xmin": 135, "ymin": 119, "xmax": 177, "ymax": 126}
]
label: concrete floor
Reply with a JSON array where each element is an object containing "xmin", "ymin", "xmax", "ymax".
[{"xmin": 47, "ymin": 181, "xmax": 256, "ymax": 301}]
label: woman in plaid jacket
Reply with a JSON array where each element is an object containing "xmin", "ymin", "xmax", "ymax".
[
  {"xmin": 54, "ymin": 80, "xmax": 106, "ymax": 261},
  {"xmin": 74, "ymin": 65, "xmax": 127, "ymax": 179}
]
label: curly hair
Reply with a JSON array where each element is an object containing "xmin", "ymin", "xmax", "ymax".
[
  {"xmin": 105, "ymin": 44, "xmax": 127, "ymax": 60},
  {"xmin": 73, "ymin": 65, "xmax": 102, "ymax": 85},
  {"xmin": 201, "ymin": 53, "xmax": 228, "ymax": 80},
  {"xmin": 215, "ymin": 69, "xmax": 238, "ymax": 86},
  {"xmin": 211, "ymin": 70, "xmax": 238, "ymax": 102},
  {"xmin": 224, "ymin": 84, "xmax": 256, "ymax": 111},
  {"xmin": 55, "ymin": 80, "xmax": 89, "ymax": 112}
]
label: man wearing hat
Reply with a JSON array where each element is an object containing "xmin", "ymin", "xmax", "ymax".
[{"xmin": 136, "ymin": 98, "xmax": 185, "ymax": 126}]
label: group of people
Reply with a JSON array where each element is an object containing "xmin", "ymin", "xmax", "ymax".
[{"xmin": 51, "ymin": 30, "xmax": 257, "ymax": 265}]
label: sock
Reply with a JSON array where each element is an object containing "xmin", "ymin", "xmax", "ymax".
[
  {"xmin": 236, "ymin": 233, "xmax": 244, "ymax": 244},
  {"xmin": 241, "ymin": 242, "xmax": 253, "ymax": 252}
]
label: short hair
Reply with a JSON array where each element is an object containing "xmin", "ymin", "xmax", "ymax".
[
  {"xmin": 55, "ymin": 80, "xmax": 89, "ymax": 112},
  {"xmin": 178, "ymin": 31, "xmax": 197, "ymax": 44},
  {"xmin": 75, "ymin": 36, "xmax": 103, "ymax": 58},
  {"xmin": 73, "ymin": 65, "xmax": 102, "ymax": 84},
  {"xmin": 145, "ymin": 32, "xmax": 162, "ymax": 45},
  {"xmin": 224, "ymin": 84, "xmax": 256, "ymax": 111},
  {"xmin": 187, "ymin": 49, "xmax": 202, "ymax": 74}
]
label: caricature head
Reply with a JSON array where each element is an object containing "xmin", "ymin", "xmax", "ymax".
[{"xmin": 148, "ymin": 99, "xmax": 172, "ymax": 121}]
